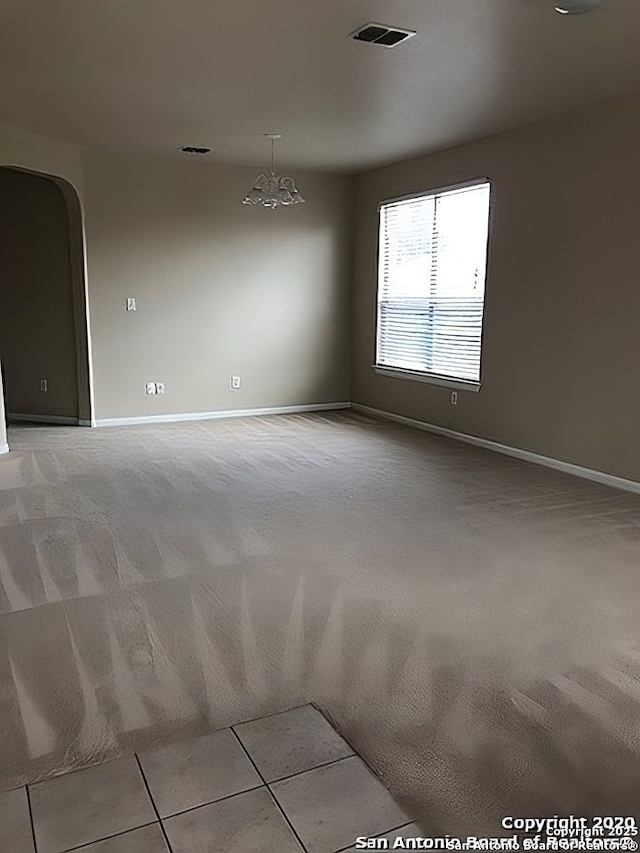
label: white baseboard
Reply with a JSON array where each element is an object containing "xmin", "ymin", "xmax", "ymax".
[
  {"xmin": 0, "ymin": 443, "xmax": 8, "ymax": 455},
  {"xmin": 352, "ymin": 403, "xmax": 640, "ymax": 496},
  {"xmin": 8, "ymin": 413, "xmax": 80, "ymax": 426},
  {"xmin": 94, "ymin": 402, "xmax": 352, "ymax": 428}
]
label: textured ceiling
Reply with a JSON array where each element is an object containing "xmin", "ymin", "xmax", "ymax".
[{"xmin": 0, "ymin": 0, "xmax": 639, "ymax": 171}]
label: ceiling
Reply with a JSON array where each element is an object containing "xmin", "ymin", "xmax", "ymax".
[{"xmin": 0, "ymin": 0, "xmax": 639, "ymax": 172}]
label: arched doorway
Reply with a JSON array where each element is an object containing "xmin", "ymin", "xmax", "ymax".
[{"xmin": 0, "ymin": 166, "xmax": 92, "ymax": 438}]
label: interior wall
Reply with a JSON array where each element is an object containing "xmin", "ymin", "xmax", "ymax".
[
  {"xmin": 82, "ymin": 152, "xmax": 354, "ymax": 421},
  {"xmin": 352, "ymin": 90, "xmax": 640, "ymax": 483},
  {"xmin": 0, "ymin": 121, "xmax": 84, "ymax": 195},
  {"xmin": 0, "ymin": 168, "xmax": 79, "ymax": 419}
]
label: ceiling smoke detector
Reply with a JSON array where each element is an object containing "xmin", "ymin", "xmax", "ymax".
[
  {"xmin": 349, "ymin": 23, "xmax": 416, "ymax": 47},
  {"xmin": 180, "ymin": 146, "xmax": 211, "ymax": 154},
  {"xmin": 554, "ymin": 0, "xmax": 600, "ymax": 14}
]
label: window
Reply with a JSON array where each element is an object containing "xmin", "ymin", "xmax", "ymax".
[{"xmin": 375, "ymin": 181, "xmax": 491, "ymax": 386}]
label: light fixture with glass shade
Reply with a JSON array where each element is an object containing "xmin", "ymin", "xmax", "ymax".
[{"xmin": 242, "ymin": 134, "xmax": 305, "ymax": 209}]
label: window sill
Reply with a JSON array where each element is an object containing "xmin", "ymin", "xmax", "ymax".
[{"xmin": 373, "ymin": 366, "xmax": 481, "ymax": 393}]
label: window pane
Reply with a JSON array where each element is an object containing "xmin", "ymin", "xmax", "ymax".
[
  {"xmin": 376, "ymin": 183, "xmax": 490, "ymax": 383},
  {"xmin": 434, "ymin": 185, "xmax": 490, "ymax": 299}
]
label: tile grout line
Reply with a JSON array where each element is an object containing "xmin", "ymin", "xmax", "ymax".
[
  {"xmin": 25, "ymin": 786, "xmax": 38, "ymax": 853},
  {"xmin": 230, "ymin": 727, "xmax": 310, "ymax": 853},
  {"xmin": 231, "ymin": 701, "xmax": 313, "ymax": 730},
  {"xmin": 332, "ymin": 821, "xmax": 416, "ymax": 853},
  {"xmin": 134, "ymin": 754, "xmax": 174, "ymax": 853},
  {"xmin": 257, "ymin": 753, "xmax": 356, "ymax": 787},
  {"xmin": 60, "ymin": 822, "xmax": 158, "ymax": 853},
  {"xmin": 156, "ymin": 783, "xmax": 265, "ymax": 821}
]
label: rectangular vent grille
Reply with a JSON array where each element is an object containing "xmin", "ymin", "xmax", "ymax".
[{"xmin": 350, "ymin": 23, "xmax": 416, "ymax": 47}]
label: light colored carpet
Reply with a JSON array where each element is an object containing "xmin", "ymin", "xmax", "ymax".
[{"xmin": 0, "ymin": 411, "xmax": 639, "ymax": 832}]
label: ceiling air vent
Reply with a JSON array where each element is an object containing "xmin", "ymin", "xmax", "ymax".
[
  {"xmin": 350, "ymin": 23, "xmax": 416, "ymax": 47},
  {"xmin": 180, "ymin": 146, "xmax": 211, "ymax": 154}
]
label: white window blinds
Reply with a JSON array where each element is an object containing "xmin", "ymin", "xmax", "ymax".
[{"xmin": 376, "ymin": 182, "xmax": 491, "ymax": 383}]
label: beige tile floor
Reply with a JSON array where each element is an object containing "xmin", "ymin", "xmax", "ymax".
[{"xmin": 0, "ymin": 705, "xmax": 419, "ymax": 853}]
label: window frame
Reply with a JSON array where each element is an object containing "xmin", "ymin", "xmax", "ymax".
[{"xmin": 373, "ymin": 177, "xmax": 494, "ymax": 393}]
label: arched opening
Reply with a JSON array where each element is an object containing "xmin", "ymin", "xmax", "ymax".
[{"xmin": 0, "ymin": 167, "xmax": 92, "ymax": 439}]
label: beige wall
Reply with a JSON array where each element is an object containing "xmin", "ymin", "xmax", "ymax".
[
  {"xmin": 82, "ymin": 153, "xmax": 353, "ymax": 420},
  {"xmin": 353, "ymin": 90, "xmax": 640, "ymax": 482},
  {"xmin": 0, "ymin": 168, "xmax": 79, "ymax": 419}
]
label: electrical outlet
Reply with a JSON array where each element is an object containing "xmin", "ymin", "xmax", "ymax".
[
  {"xmin": 230, "ymin": 376, "xmax": 241, "ymax": 390},
  {"xmin": 451, "ymin": 391, "xmax": 458, "ymax": 405},
  {"xmin": 126, "ymin": 298, "xmax": 136, "ymax": 311},
  {"xmin": 156, "ymin": 382, "xmax": 165, "ymax": 394},
  {"xmin": 145, "ymin": 383, "xmax": 156, "ymax": 395},
  {"xmin": 40, "ymin": 379, "xmax": 48, "ymax": 392}
]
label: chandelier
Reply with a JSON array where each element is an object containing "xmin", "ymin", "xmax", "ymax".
[{"xmin": 243, "ymin": 134, "xmax": 305, "ymax": 209}]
